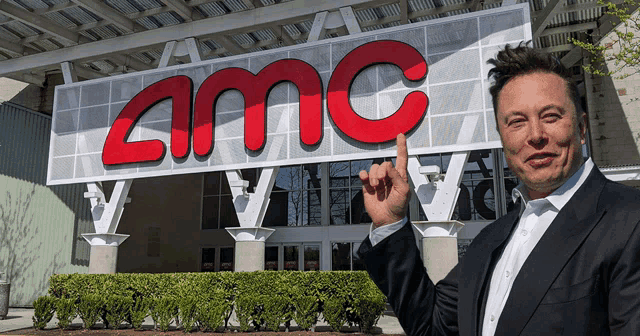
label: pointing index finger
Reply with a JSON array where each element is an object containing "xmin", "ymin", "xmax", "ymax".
[{"xmin": 396, "ymin": 133, "xmax": 408, "ymax": 181}]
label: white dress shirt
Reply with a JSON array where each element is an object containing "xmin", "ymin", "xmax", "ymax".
[{"xmin": 369, "ymin": 158, "xmax": 595, "ymax": 336}]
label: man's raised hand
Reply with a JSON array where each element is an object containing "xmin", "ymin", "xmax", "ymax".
[{"xmin": 359, "ymin": 134, "xmax": 411, "ymax": 228}]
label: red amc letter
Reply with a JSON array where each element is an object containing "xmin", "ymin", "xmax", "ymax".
[
  {"xmin": 103, "ymin": 76, "xmax": 193, "ymax": 165},
  {"xmin": 193, "ymin": 59, "xmax": 322, "ymax": 154},
  {"xmin": 327, "ymin": 40, "xmax": 428, "ymax": 143}
]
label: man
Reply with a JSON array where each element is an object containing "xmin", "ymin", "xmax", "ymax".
[{"xmin": 357, "ymin": 43, "xmax": 640, "ymax": 335}]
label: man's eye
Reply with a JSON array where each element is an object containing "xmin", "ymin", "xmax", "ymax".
[
  {"xmin": 509, "ymin": 119, "xmax": 524, "ymax": 127},
  {"xmin": 543, "ymin": 114, "xmax": 560, "ymax": 121}
]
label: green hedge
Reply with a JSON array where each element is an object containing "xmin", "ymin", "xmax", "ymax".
[{"xmin": 41, "ymin": 271, "xmax": 385, "ymax": 332}]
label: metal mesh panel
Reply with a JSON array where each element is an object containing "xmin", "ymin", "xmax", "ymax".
[
  {"xmin": 426, "ymin": 18, "xmax": 479, "ymax": 54},
  {"xmin": 376, "ymin": 27, "xmax": 426, "ymax": 54},
  {"xmin": 76, "ymin": 129, "xmax": 108, "ymax": 154},
  {"xmin": 56, "ymin": 87, "xmax": 80, "ymax": 111},
  {"xmin": 290, "ymin": 45, "xmax": 331, "ymax": 72},
  {"xmin": 79, "ymin": 105, "xmax": 109, "ymax": 130},
  {"xmin": 378, "ymin": 63, "xmax": 425, "ymax": 91},
  {"xmin": 428, "ymin": 49, "xmax": 481, "ymax": 84},
  {"xmin": 250, "ymin": 51, "xmax": 288, "ymax": 73},
  {"xmin": 486, "ymin": 110, "xmax": 501, "ymax": 141},
  {"xmin": 429, "ymin": 80, "xmax": 483, "ymax": 115},
  {"xmin": 177, "ymin": 65, "xmax": 212, "ymax": 93},
  {"xmin": 80, "ymin": 82, "xmax": 110, "ymax": 107},
  {"xmin": 480, "ymin": 10, "xmax": 525, "ymax": 46},
  {"xmin": 53, "ymin": 109, "xmax": 79, "ymax": 133},
  {"xmin": 111, "ymin": 77, "xmax": 142, "ymax": 103},
  {"xmin": 50, "ymin": 156, "xmax": 75, "ymax": 180},
  {"xmin": 52, "ymin": 133, "xmax": 76, "ymax": 157},
  {"xmin": 139, "ymin": 99, "xmax": 172, "ymax": 123},
  {"xmin": 266, "ymin": 105, "xmax": 288, "ymax": 134},
  {"xmin": 431, "ymin": 112, "xmax": 485, "ymax": 146},
  {"xmin": 248, "ymin": 134, "xmax": 287, "ymax": 162},
  {"xmin": 48, "ymin": 4, "xmax": 529, "ymax": 185},
  {"xmin": 331, "ymin": 36, "xmax": 375, "ymax": 71},
  {"xmin": 332, "ymin": 130, "xmax": 379, "ymax": 155},
  {"xmin": 350, "ymin": 93, "xmax": 377, "ymax": 119},
  {"xmin": 74, "ymin": 153, "xmax": 104, "ymax": 178},
  {"xmin": 211, "ymin": 138, "xmax": 246, "ymax": 165},
  {"xmin": 215, "ymin": 111, "xmax": 244, "ymax": 139},
  {"xmin": 143, "ymin": 70, "xmax": 177, "ymax": 87}
]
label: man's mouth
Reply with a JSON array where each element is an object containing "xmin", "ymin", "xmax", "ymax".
[{"xmin": 527, "ymin": 153, "xmax": 557, "ymax": 168}]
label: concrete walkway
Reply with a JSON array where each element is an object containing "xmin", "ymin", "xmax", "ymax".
[{"xmin": 0, "ymin": 307, "xmax": 405, "ymax": 334}]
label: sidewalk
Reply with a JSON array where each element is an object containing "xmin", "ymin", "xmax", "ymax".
[{"xmin": 0, "ymin": 307, "xmax": 405, "ymax": 334}]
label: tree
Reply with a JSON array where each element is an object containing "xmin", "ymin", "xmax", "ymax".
[{"xmin": 570, "ymin": 0, "xmax": 639, "ymax": 78}]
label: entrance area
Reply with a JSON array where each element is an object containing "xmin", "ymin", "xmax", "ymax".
[{"xmin": 265, "ymin": 243, "xmax": 321, "ymax": 271}]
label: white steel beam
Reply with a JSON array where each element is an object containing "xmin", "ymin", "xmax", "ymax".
[
  {"xmin": 60, "ymin": 61, "xmax": 78, "ymax": 84},
  {"xmin": 531, "ymin": 0, "xmax": 564, "ymax": 39},
  {"xmin": 0, "ymin": 37, "xmax": 23, "ymax": 56},
  {"xmin": 158, "ymin": 40, "xmax": 177, "ymax": 68},
  {"xmin": 539, "ymin": 21, "xmax": 597, "ymax": 37},
  {"xmin": 108, "ymin": 54, "xmax": 153, "ymax": 71},
  {"xmin": 70, "ymin": 0, "xmax": 140, "ymax": 33},
  {"xmin": 185, "ymin": 37, "xmax": 202, "ymax": 62},
  {"xmin": 399, "ymin": 0, "xmax": 409, "ymax": 24},
  {"xmin": 0, "ymin": 0, "xmax": 83, "ymax": 45},
  {"xmin": 308, "ymin": 11, "xmax": 328, "ymax": 42},
  {"xmin": 225, "ymin": 168, "xmax": 279, "ymax": 228},
  {"xmin": 159, "ymin": 0, "xmax": 197, "ymax": 21},
  {"xmin": 214, "ymin": 35, "xmax": 246, "ymax": 55},
  {"xmin": 339, "ymin": 6, "xmax": 362, "ymax": 34}
]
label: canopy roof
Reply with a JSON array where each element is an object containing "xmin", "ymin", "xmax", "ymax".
[{"xmin": 0, "ymin": 0, "xmax": 635, "ymax": 86}]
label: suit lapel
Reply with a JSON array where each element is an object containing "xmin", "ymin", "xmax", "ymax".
[
  {"xmin": 458, "ymin": 203, "xmax": 521, "ymax": 336},
  {"xmin": 494, "ymin": 169, "xmax": 609, "ymax": 336}
]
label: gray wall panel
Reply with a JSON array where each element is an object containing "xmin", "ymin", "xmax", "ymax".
[{"xmin": 0, "ymin": 102, "xmax": 91, "ymax": 307}]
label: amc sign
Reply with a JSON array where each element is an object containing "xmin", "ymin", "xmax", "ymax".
[
  {"xmin": 103, "ymin": 41, "xmax": 427, "ymax": 165},
  {"xmin": 47, "ymin": 5, "xmax": 530, "ymax": 185}
]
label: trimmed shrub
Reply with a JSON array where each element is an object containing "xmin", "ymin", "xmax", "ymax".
[
  {"xmin": 129, "ymin": 296, "xmax": 150, "ymax": 330},
  {"xmin": 55, "ymin": 297, "xmax": 76, "ymax": 330},
  {"xmin": 354, "ymin": 293, "xmax": 386, "ymax": 333},
  {"xmin": 195, "ymin": 300, "xmax": 228, "ymax": 332},
  {"xmin": 32, "ymin": 296, "xmax": 56, "ymax": 330},
  {"xmin": 263, "ymin": 295, "xmax": 289, "ymax": 331},
  {"xmin": 235, "ymin": 294, "xmax": 260, "ymax": 332},
  {"xmin": 293, "ymin": 295, "xmax": 319, "ymax": 330},
  {"xmin": 178, "ymin": 296, "xmax": 198, "ymax": 333},
  {"xmin": 151, "ymin": 296, "xmax": 179, "ymax": 332},
  {"xmin": 323, "ymin": 297, "xmax": 347, "ymax": 332},
  {"xmin": 104, "ymin": 295, "xmax": 133, "ymax": 329},
  {"xmin": 77, "ymin": 294, "xmax": 103, "ymax": 329}
]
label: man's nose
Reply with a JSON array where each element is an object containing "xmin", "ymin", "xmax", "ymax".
[{"xmin": 527, "ymin": 121, "xmax": 547, "ymax": 147}]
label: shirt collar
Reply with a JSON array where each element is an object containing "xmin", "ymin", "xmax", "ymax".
[{"xmin": 512, "ymin": 157, "xmax": 594, "ymax": 211}]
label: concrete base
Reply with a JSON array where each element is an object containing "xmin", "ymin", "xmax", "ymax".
[
  {"xmin": 88, "ymin": 245, "xmax": 119, "ymax": 274},
  {"xmin": 421, "ymin": 236, "xmax": 459, "ymax": 284},
  {"xmin": 0, "ymin": 283, "xmax": 9, "ymax": 319},
  {"xmin": 235, "ymin": 241, "xmax": 265, "ymax": 272}
]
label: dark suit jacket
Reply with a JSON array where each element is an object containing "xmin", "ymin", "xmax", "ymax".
[{"xmin": 358, "ymin": 167, "xmax": 640, "ymax": 335}]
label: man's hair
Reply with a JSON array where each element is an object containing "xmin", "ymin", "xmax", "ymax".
[{"xmin": 487, "ymin": 42, "xmax": 582, "ymax": 120}]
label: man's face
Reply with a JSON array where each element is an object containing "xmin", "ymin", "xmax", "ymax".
[{"xmin": 496, "ymin": 72, "xmax": 586, "ymax": 199}]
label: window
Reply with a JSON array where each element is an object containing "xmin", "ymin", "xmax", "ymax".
[
  {"xmin": 201, "ymin": 247, "xmax": 216, "ymax": 272},
  {"xmin": 264, "ymin": 164, "xmax": 321, "ymax": 227},
  {"xmin": 201, "ymin": 246, "xmax": 234, "ymax": 272},
  {"xmin": 328, "ymin": 159, "xmax": 380, "ymax": 225},
  {"xmin": 265, "ymin": 243, "xmax": 321, "ymax": 270},
  {"xmin": 331, "ymin": 242, "xmax": 365, "ymax": 271},
  {"xmin": 416, "ymin": 149, "xmax": 518, "ymax": 221},
  {"xmin": 202, "ymin": 171, "xmax": 259, "ymax": 229}
]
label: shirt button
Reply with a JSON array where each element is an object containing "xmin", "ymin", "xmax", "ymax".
[
  {"xmin": 490, "ymin": 315, "xmax": 495, "ymax": 322},
  {"xmin": 521, "ymin": 230, "xmax": 528, "ymax": 236},
  {"xmin": 505, "ymin": 271, "xmax": 511, "ymax": 278}
]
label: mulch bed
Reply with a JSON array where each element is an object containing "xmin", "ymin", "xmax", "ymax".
[{"xmin": 2, "ymin": 325, "xmax": 404, "ymax": 336}]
